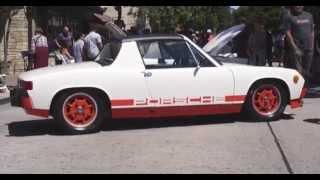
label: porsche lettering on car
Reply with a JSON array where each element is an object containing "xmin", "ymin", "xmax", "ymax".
[{"xmin": 10, "ymin": 20, "xmax": 307, "ymax": 134}]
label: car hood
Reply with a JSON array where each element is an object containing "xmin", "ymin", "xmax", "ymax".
[
  {"xmin": 222, "ymin": 62, "xmax": 249, "ymax": 67},
  {"xmin": 19, "ymin": 62, "xmax": 102, "ymax": 81},
  {"xmin": 203, "ymin": 24, "xmax": 245, "ymax": 56},
  {"xmin": 93, "ymin": 13, "xmax": 127, "ymax": 40}
]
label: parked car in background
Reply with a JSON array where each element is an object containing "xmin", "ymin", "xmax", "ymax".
[
  {"xmin": 10, "ymin": 21, "xmax": 307, "ymax": 134},
  {"xmin": 0, "ymin": 74, "xmax": 7, "ymax": 93}
]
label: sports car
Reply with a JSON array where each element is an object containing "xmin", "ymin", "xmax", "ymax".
[{"xmin": 10, "ymin": 20, "xmax": 307, "ymax": 134}]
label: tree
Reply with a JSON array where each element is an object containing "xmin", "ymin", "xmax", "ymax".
[
  {"xmin": 130, "ymin": 6, "xmax": 232, "ymax": 33},
  {"xmin": 233, "ymin": 6, "xmax": 282, "ymax": 31},
  {"xmin": 232, "ymin": 6, "xmax": 320, "ymax": 33}
]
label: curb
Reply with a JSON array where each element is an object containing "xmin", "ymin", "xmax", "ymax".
[{"xmin": 0, "ymin": 97, "xmax": 10, "ymax": 105}]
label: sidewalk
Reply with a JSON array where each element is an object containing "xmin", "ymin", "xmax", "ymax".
[
  {"xmin": 0, "ymin": 74, "xmax": 18, "ymax": 105},
  {"xmin": 0, "ymin": 89, "xmax": 10, "ymax": 105}
]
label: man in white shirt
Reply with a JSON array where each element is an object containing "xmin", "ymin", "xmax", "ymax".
[
  {"xmin": 84, "ymin": 25, "xmax": 103, "ymax": 60},
  {"xmin": 73, "ymin": 32, "xmax": 85, "ymax": 63}
]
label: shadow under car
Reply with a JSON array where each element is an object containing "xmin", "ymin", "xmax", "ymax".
[{"xmin": 6, "ymin": 113, "xmax": 295, "ymax": 137}]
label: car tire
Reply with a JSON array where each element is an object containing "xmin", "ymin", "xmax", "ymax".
[
  {"xmin": 244, "ymin": 82, "xmax": 288, "ymax": 121},
  {"xmin": 53, "ymin": 90, "xmax": 107, "ymax": 134}
]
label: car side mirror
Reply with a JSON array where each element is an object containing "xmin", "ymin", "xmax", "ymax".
[{"xmin": 194, "ymin": 65, "xmax": 200, "ymax": 76}]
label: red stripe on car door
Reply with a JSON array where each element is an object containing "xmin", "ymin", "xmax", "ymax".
[
  {"xmin": 225, "ymin": 95, "xmax": 246, "ymax": 102},
  {"xmin": 111, "ymin": 99, "xmax": 134, "ymax": 106}
]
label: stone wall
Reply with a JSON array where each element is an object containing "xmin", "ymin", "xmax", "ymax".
[
  {"xmin": 0, "ymin": 8, "xmax": 28, "ymax": 75},
  {"xmin": 102, "ymin": 6, "xmax": 139, "ymax": 30},
  {"xmin": 7, "ymin": 8, "xmax": 28, "ymax": 75}
]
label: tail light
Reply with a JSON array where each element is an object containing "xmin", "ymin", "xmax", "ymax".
[{"xmin": 19, "ymin": 79, "xmax": 33, "ymax": 90}]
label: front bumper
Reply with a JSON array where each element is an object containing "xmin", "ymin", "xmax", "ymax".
[
  {"xmin": 290, "ymin": 87, "xmax": 308, "ymax": 109},
  {"xmin": 10, "ymin": 87, "xmax": 49, "ymax": 117}
]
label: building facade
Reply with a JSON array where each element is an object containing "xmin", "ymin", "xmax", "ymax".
[{"xmin": 0, "ymin": 6, "xmax": 143, "ymax": 75}]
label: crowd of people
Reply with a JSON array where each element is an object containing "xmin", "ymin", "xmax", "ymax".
[
  {"xmin": 176, "ymin": 6, "xmax": 317, "ymax": 88},
  {"xmin": 31, "ymin": 23, "xmax": 104, "ymax": 69},
  {"xmin": 30, "ymin": 23, "xmax": 152, "ymax": 70},
  {"xmin": 175, "ymin": 24, "xmax": 217, "ymax": 48}
]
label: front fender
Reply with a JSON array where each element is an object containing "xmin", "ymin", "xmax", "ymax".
[{"xmin": 229, "ymin": 66, "xmax": 305, "ymax": 101}]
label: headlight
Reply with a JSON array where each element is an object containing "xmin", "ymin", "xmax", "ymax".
[{"xmin": 293, "ymin": 74, "xmax": 300, "ymax": 84}]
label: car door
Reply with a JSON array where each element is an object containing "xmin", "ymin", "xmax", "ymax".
[{"xmin": 137, "ymin": 39, "xmax": 235, "ymax": 117}]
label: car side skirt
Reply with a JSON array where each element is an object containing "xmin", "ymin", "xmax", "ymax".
[{"xmin": 112, "ymin": 104, "xmax": 243, "ymax": 119}]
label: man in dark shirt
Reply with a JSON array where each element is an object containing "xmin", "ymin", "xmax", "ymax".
[
  {"xmin": 233, "ymin": 17, "xmax": 250, "ymax": 59},
  {"xmin": 282, "ymin": 6, "xmax": 314, "ymax": 87},
  {"xmin": 55, "ymin": 26, "xmax": 74, "ymax": 56},
  {"xmin": 266, "ymin": 29, "xmax": 273, "ymax": 67}
]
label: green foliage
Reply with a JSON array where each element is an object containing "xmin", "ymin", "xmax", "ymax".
[
  {"xmin": 132, "ymin": 6, "xmax": 320, "ymax": 34},
  {"xmin": 132, "ymin": 6, "xmax": 232, "ymax": 33},
  {"xmin": 233, "ymin": 6, "xmax": 320, "ymax": 32},
  {"xmin": 233, "ymin": 6, "xmax": 282, "ymax": 31}
]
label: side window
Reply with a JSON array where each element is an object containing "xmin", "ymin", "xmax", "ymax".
[
  {"xmin": 189, "ymin": 44, "xmax": 215, "ymax": 67},
  {"xmin": 138, "ymin": 40, "xmax": 198, "ymax": 69}
]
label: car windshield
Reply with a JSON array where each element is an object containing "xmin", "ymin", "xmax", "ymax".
[{"xmin": 95, "ymin": 40, "xmax": 122, "ymax": 66}]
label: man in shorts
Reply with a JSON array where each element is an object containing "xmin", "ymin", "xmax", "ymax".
[{"xmin": 282, "ymin": 6, "xmax": 314, "ymax": 87}]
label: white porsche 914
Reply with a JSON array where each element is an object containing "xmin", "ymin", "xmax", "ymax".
[{"xmin": 10, "ymin": 21, "xmax": 307, "ymax": 134}]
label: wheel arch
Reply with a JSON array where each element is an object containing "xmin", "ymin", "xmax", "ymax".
[
  {"xmin": 246, "ymin": 78, "xmax": 291, "ymax": 104},
  {"xmin": 49, "ymin": 87, "xmax": 111, "ymax": 117}
]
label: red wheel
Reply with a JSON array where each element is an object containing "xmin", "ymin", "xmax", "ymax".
[
  {"xmin": 244, "ymin": 82, "xmax": 288, "ymax": 121},
  {"xmin": 252, "ymin": 85, "xmax": 281, "ymax": 117},
  {"xmin": 62, "ymin": 93, "xmax": 98, "ymax": 129},
  {"xmin": 54, "ymin": 90, "xmax": 107, "ymax": 134}
]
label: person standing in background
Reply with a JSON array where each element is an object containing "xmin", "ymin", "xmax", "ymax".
[
  {"xmin": 248, "ymin": 19, "xmax": 267, "ymax": 66},
  {"xmin": 266, "ymin": 29, "xmax": 274, "ymax": 66},
  {"xmin": 55, "ymin": 26, "xmax": 73, "ymax": 56},
  {"xmin": 73, "ymin": 32, "xmax": 85, "ymax": 63},
  {"xmin": 31, "ymin": 27, "xmax": 48, "ymax": 69},
  {"xmin": 84, "ymin": 24, "xmax": 103, "ymax": 61},
  {"xmin": 206, "ymin": 29, "xmax": 215, "ymax": 42},
  {"xmin": 282, "ymin": 6, "xmax": 314, "ymax": 87}
]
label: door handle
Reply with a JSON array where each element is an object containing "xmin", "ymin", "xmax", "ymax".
[{"xmin": 142, "ymin": 71, "xmax": 152, "ymax": 77}]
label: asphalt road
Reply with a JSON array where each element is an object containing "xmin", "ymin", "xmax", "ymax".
[{"xmin": 0, "ymin": 94, "xmax": 320, "ymax": 174}]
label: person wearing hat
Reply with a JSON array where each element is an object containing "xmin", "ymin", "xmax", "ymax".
[
  {"xmin": 207, "ymin": 29, "xmax": 215, "ymax": 42},
  {"xmin": 31, "ymin": 27, "xmax": 48, "ymax": 69},
  {"xmin": 191, "ymin": 33, "xmax": 198, "ymax": 44}
]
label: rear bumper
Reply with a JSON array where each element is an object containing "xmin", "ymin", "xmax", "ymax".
[
  {"xmin": 10, "ymin": 87, "xmax": 49, "ymax": 117},
  {"xmin": 10, "ymin": 87, "xmax": 25, "ymax": 107},
  {"xmin": 290, "ymin": 87, "xmax": 307, "ymax": 109}
]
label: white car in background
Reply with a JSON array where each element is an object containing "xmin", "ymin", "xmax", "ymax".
[
  {"xmin": 0, "ymin": 74, "xmax": 7, "ymax": 93},
  {"xmin": 10, "ymin": 20, "xmax": 307, "ymax": 134}
]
